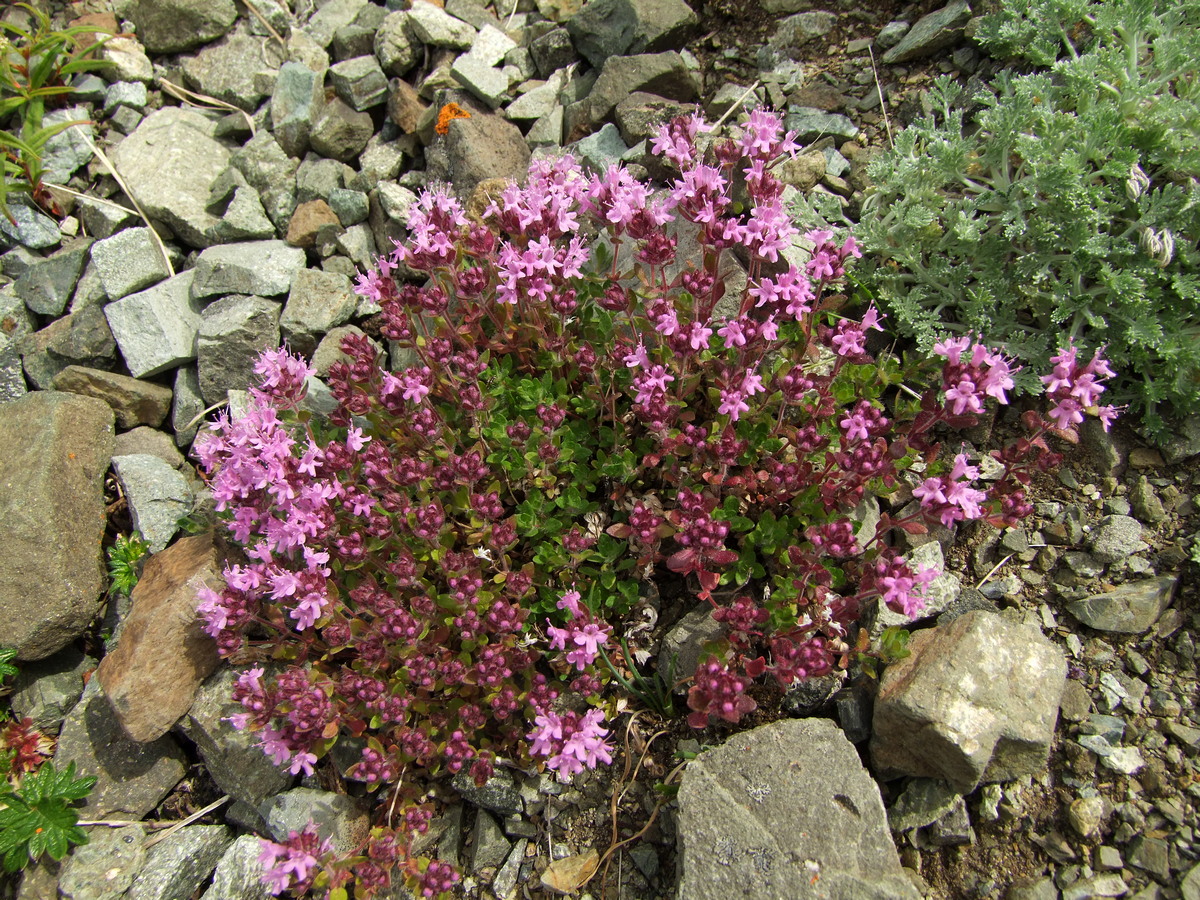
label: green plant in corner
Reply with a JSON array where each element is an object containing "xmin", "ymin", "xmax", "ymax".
[
  {"xmin": 0, "ymin": 2, "xmax": 113, "ymax": 221},
  {"xmin": 106, "ymin": 531, "xmax": 149, "ymax": 597},
  {"xmin": 0, "ymin": 760, "xmax": 95, "ymax": 873}
]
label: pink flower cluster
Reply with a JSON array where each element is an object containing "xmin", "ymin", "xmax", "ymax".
[
  {"xmin": 933, "ymin": 336, "xmax": 1017, "ymax": 415},
  {"xmin": 258, "ymin": 825, "xmax": 330, "ymax": 896},
  {"xmin": 1041, "ymin": 340, "xmax": 1119, "ymax": 431},
  {"xmin": 527, "ymin": 707, "xmax": 614, "ymax": 781},
  {"xmin": 545, "ymin": 588, "xmax": 612, "ymax": 672},
  {"xmin": 912, "ymin": 452, "xmax": 990, "ymax": 529}
]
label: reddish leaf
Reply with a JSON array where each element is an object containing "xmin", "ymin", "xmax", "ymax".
[
  {"xmin": 666, "ymin": 548, "xmax": 698, "ymax": 574},
  {"xmin": 706, "ymin": 549, "xmax": 740, "ymax": 566},
  {"xmin": 605, "ymin": 523, "xmax": 631, "ymax": 539},
  {"xmin": 697, "ymin": 569, "xmax": 720, "ymax": 593},
  {"xmin": 743, "ymin": 656, "xmax": 767, "ymax": 678},
  {"xmin": 898, "ymin": 520, "xmax": 928, "ymax": 535}
]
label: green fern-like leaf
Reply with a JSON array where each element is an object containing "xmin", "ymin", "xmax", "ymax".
[{"xmin": 0, "ymin": 761, "xmax": 95, "ymax": 872}]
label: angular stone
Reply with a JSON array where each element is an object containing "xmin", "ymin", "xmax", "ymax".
[
  {"xmin": 872, "ymin": 541, "xmax": 961, "ymax": 635},
  {"xmin": 108, "ymin": 454, "xmax": 194, "ymax": 554},
  {"xmin": 658, "ymin": 604, "xmax": 721, "ymax": 687},
  {"xmin": 677, "ymin": 718, "xmax": 918, "ymax": 900},
  {"xmin": 18, "ymin": 305, "xmax": 116, "ymax": 389},
  {"xmin": 286, "ymin": 200, "xmax": 342, "ymax": 249},
  {"xmin": 785, "ymin": 106, "xmax": 860, "ymax": 142},
  {"xmin": 375, "ymin": 11, "xmax": 421, "ymax": 77},
  {"xmin": 9, "ymin": 646, "xmax": 94, "ymax": 736},
  {"xmin": 330, "ymin": 55, "xmax": 390, "ymax": 111},
  {"xmin": 612, "ymin": 91, "xmax": 695, "ymax": 145},
  {"xmin": 333, "ymin": 3, "xmax": 386, "ymax": 61},
  {"xmin": 40, "ymin": 106, "xmax": 95, "ymax": 184},
  {"xmin": 767, "ymin": 10, "xmax": 837, "ymax": 59},
  {"xmin": 435, "ymin": 110, "xmax": 531, "ymax": 200},
  {"xmin": 125, "ymin": 0, "xmax": 237, "ymax": 53},
  {"xmin": 573, "ymin": 122, "xmax": 629, "ymax": 172},
  {"xmin": 192, "ymin": 240, "xmax": 307, "ymax": 299},
  {"xmin": 113, "ymin": 427, "xmax": 185, "ymax": 469},
  {"xmin": 297, "ymin": 156, "xmax": 354, "ymax": 203},
  {"xmin": 0, "ymin": 198, "xmax": 60, "ymax": 251},
  {"xmin": 452, "ymin": 55, "xmax": 511, "ymax": 109},
  {"xmin": 451, "ymin": 768, "xmax": 522, "ymax": 816},
  {"xmin": 468, "ymin": 25, "xmax": 518, "ymax": 66},
  {"xmin": 51, "ymin": 366, "xmax": 172, "ymax": 429},
  {"xmin": 58, "ymin": 825, "xmax": 147, "ymax": 900},
  {"xmin": 529, "ymin": 27, "xmax": 575, "ymax": 78},
  {"xmin": 172, "ymin": 366, "xmax": 205, "ymax": 448},
  {"xmin": 0, "ymin": 392, "xmax": 113, "ymax": 660},
  {"xmin": 303, "ymin": 0, "xmax": 368, "ymax": 47},
  {"xmin": 281, "ymin": 268, "xmax": 357, "ymax": 354},
  {"xmin": 105, "ymin": 270, "xmax": 202, "ymax": 378},
  {"xmin": 98, "ymin": 36, "xmax": 155, "ymax": 84},
  {"xmin": 127, "ymin": 825, "xmax": 234, "ymax": 900},
  {"xmin": 572, "ymin": 52, "xmax": 701, "ymax": 131},
  {"xmin": 882, "ymin": 0, "xmax": 971, "ymax": 64},
  {"xmin": 357, "ymin": 135, "xmax": 410, "ymax": 187},
  {"xmin": 110, "ymin": 108, "xmax": 231, "ymax": 249},
  {"xmin": 261, "ymin": 788, "xmax": 371, "ymax": 855},
  {"xmin": 506, "ymin": 72, "xmax": 566, "ymax": 121},
  {"xmin": 181, "ymin": 32, "xmax": 274, "ymax": 112},
  {"xmin": 196, "ymin": 295, "xmax": 281, "ymax": 404},
  {"xmin": 270, "ymin": 62, "xmax": 324, "ymax": 159},
  {"xmin": 1088, "ymin": 514, "xmax": 1146, "ymax": 564},
  {"xmin": 97, "ymin": 532, "xmax": 220, "ymax": 741},
  {"xmin": 310, "ymin": 97, "xmax": 375, "ymax": 163},
  {"xmin": 387, "ymin": 78, "xmax": 429, "ymax": 132},
  {"xmin": 1067, "ymin": 576, "xmax": 1178, "ymax": 634},
  {"xmin": 471, "ymin": 810, "xmax": 511, "ymax": 871},
  {"xmin": 527, "ymin": 106, "xmax": 564, "ymax": 147},
  {"xmin": 871, "ymin": 611, "xmax": 1066, "ymax": 792},
  {"xmin": 55, "ymin": 678, "xmax": 187, "ymax": 817},
  {"xmin": 567, "ymin": 0, "xmax": 699, "ymax": 69},
  {"xmin": 328, "ymin": 188, "xmax": 369, "ymax": 226},
  {"xmin": 180, "ymin": 666, "xmax": 293, "ymax": 810},
  {"xmin": 408, "ymin": 1, "xmax": 476, "ymax": 49},
  {"xmin": 200, "ymin": 835, "xmax": 273, "ymax": 900},
  {"xmin": 231, "ymin": 132, "xmax": 300, "ymax": 231},
  {"xmin": 89, "ymin": 226, "xmax": 171, "ymax": 301},
  {"xmin": 14, "ymin": 238, "xmax": 91, "ymax": 315}
]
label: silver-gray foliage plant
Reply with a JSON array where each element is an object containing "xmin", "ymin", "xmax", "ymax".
[{"xmin": 855, "ymin": 0, "xmax": 1200, "ymax": 439}]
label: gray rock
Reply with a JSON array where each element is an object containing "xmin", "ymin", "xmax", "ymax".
[
  {"xmin": 261, "ymin": 788, "xmax": 370, "ymax": 855},
  {"xmin": 1061, "ymin": 873, "xmax": 1133, "ymax": 900},
  {"xmin": 0, "ymin": 333, "xmax": 25, "ymax": 401},
  {"xmin": 196, "ymin": 295, "xmax": 282, "ymax": 405},
  {"xmin": 928, "ymin": 795, "xmax": 973, "ymax": 846},
  {"xmin": 328, "ymin": 188, "xmax": 370, "ymax": 226},
  {"xmin": 468, "ymin": 24, "xmax": 518, "ymax": 66},
  {"xmin": 110, "ymin": 454, "xmax": 193, "ymax": 553},
  {"xmin": 297, "ymin": 156, "xmax": 354, "ymax": 203},
  {"xmin": 51, "ymin": 365, "xmax": 173, "ymax": 429},
  {"xmin": 1007, "ymin": 877, "xmax": 1058, "ymax": 900},
  {"xmin": 471, "ymin": 810, "xmax": 511, "ymax": 871},
  {"xmin": 529, "ymin": 28, "xmax": 575, "ymax": 79},
  {"xmin": 357, "ymin": 135, "xmax": 411, "ymax": 188},
  {"xmin": 304, "ymin": 0, "xmax": 369, "ymax": 48},
  {"xmin": 1182, "ymin": 862, "xmax": 1200, "ymax": 900},
  {"xmin": 374, "ymin": 11, "xmax": 421, "ymax": 77},
  {"xmin": 18, "ymin": 305, "xmax": 116, "ymax": 389},
  {"xmin": 570, "ymin": 51, "xmax": 701, "ymax": 130},
  {"xmin": 231, "ymin": 131, "xmax": 300, "ymax": 230},
  {"xmin": 128, "ymin": 825, "xmax": 234, "ymax": 900},
  {"xmin": 567, "ymin": 0, "xmax": 699, "ymax": 70},
  {"xmin": 58, "ymin": 824, "xmax": 147, "ymax": 900},
  {"xmin": 124, "ymin": 0, "xmax": 238, "ymax": 53},
  {"xmin": 99, "ymin": 35, "xmax": 155, "ymax": 84},
  {"xmin": 0, "ymin": 392, "xmax": 112, "ymax": 660},
  {"xmin": 104, "ymin": 81, "xmax": 149, "ymax": 114},
  {"xmin": 431, "ymin": 109, "xmax": 531, "ymax": 201},
  {"xmin": 110, "ymin": 108, "xmax": 231, "ymax": 249},
  {"xmin": 506, "ymin": 71, "xmax": 567, "ymax": 121},
  {"xmin": 333, "ymin": 2, "xmax": 388, "ymax": 60},
  {"xmin": 113, "ymin": 427, "xmax": 186, "ymax": 469},
  {"xmin": 452, "ymin": 55, "xmax": 511, "ymax": 109},
  {"xmin": 191, "ymin": 240, "xmax": 307, "ymax": 299},
  {"xmin": 452, "ymin": 768, "xmax": 522, "ymax": 816},
  {"xmin": 39, "ymin": 106, "xmax": 94, "ymax": 184},
  {"xmin": 871, "ymin": 610, "xmax": 1066, "ymax": 792},
  {"xmin": 109, "ymin": 105, "xmax": 145, "ymax": 134},
  {"xmin": 882, "ymin": 1, "xmax": 971, "ymax": 64},
  {"xmin": 677, "ymin": 718, "xmax": 919, "ymax": 900},
  {"xmin": 14, "ymin": 238, "xmax": 91, "ymax": 316},
  {"xmin": 181, "ymin": 32, "xmax": 275, "ymax": 112},
  {"xmin": 77, "ymin": 197, "xmax": 137, "ymax": 240},
  {"xmin": 180, "ymin": 666, "xmax": 294, "ymax": 810},
  {"xmin": 55, "ymin": 678, "xmax": 187, "ymax": 817},
  {"xmin": 1066, "ymin": 575, "xmax": 1178, "ymax": 634},
  {"xmin": 201, "ymin": 835, "xmax": 272, "ymax": 900},
  {"xmin": 334, "ymin": 224, "xmax": 377, "ymax": 271},
  {"xmin": 785, "ymin": 106, "xmax": 860, "ymax": 142},
  {"xmin": 1129, "ymin": 476, "xmax": 1166, "ymax": 524},
  {"xmin": 573, "ymin": 122, "xmax": 630, "ymax": 172},
  {"xmin": 270, "ymin": 62, "xmax": 324, "ymax": 159},
  {"xmin": 408, "ymin": 2, "xmax": 475, "ymax": 48},
  {"xmin": 780, "ymin": 672, "xmax": 842, "ymax": 717},
  {"xmin": 658, "ymin": 604, "xmax": 721, "ymax": 687},
  {"xmin": 9, "ymin": 646, "xmax": 94, "ymax": 735},
  {"xmin": 172, "ymin": 366, "xmax": 206, "ymax": 449},
  {"xmin": 330, "ymin": 54, "xmax": 390, "ymax": 111},
  {"xmin": 1158, "ymin": 413, "xmax": 1200, "ymax": 463},
  {"xmin": 767, "ymin": 11, "xmax": 838, "ymax": 59},
  {"xmin": 1088, "ymin": 514, "xmax": 1146, "ymax": 563},
  {"xmin": 281, "ymin": 269, "xmax": 358, "ymax": 355},
  {"xmin": 90, "ymin": 226, "xmax": 171, "ymax": 301},
  {"xmin": 207, "ymin": 178, "xmax": 276, "ymax": 245},
  {"xmin": 888, "ymin": 778, "xmax": 961, "ymax": 832},
  {"xmin": 105, "ymin": 270, "xmax": 202, "ymax": 378},
  {"xmin": 0, "ymin": 197, "xmax": 60, "ymax": 250},
  {"xmin": 310, "ymin": 97, "xmax": 375, "ymax": 163}
]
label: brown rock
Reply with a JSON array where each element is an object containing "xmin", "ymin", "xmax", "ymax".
[
  {"xmin": 790, "ymin": 83, "xmax": 850, "ymax": 112},
  {"xmin": 286, "ymin": 199, "xmax": 341, "ymax": 248},
  {"xmin": 97, "ymin": 532, "xmax": 224, "ymax": 742},
  {"xmin": 68, "ymin": 13, "xmax": 119, "ymax": 52},
  {"xmin": 387, "ymin": 78, "xmax": 428, "ymax": 133},
  {"xmin": 777, "ymin": 150, "xmax": 827, "ymax": 191},
  {"xmin": 52, "ymin": 365, "xmax": 173, "ymax": 428}
]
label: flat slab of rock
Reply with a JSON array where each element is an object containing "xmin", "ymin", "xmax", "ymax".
[
  {"xmin": 54, "ymin": 678, "xmax": 187, "ymax": 818},
  {"xmin": 1067, "ymin": 575, "xmax": 1177, "ymax": 634},
  {"xmin": 0, "ymin": 392, "xmax": 114, "ymax": 660},
  {"xmin": 98, "ymin": 532, "xmax": 222, "ymax": 741},
  {"xmin": 191, "ymin": 240, "xmax": 307, "ymax": 299},
  {"xmin": 871, "ymin": 610, "xmax": 1066, "ymax": 792},
  {"xmin": 110, "ymin": 108, "xmax": 231, "ymax": 248},
  {"xmin": 677, "ymin": 717, "xmax": 919, "ymax": 900},
  {"xmin": 124, "ymin": 0, "xmax": 238, "ymax": 53},
  {"xmin": 104, "ymin": 270, "xmax": 202, "ymax": 378},
  {"xmin": 51, "ymin": 365, "xmax": 173, "ymax": 429}
]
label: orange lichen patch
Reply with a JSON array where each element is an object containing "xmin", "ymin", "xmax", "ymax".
[{"xmin": 435, "ymin": 102, "xmax": 471, "ymax": 135}]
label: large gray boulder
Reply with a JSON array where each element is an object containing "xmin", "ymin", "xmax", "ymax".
[
  {"xmin": 110, "ymin": 108, "xmax": 232, "ymax": 248},
  {"xmin": 0, "ymin": 392, "xmax": 114, "ymax": 660},
  {"xmin": 677, "ymin": 717, "xmax": 919, "ymax": 900},
  {"xmin": 871, "ymin": 610, "xmax": 1066, "ymax": 792},
  {"xmin": 567, "ymin": 0, "xmax": 699, "ymax": 68}
]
